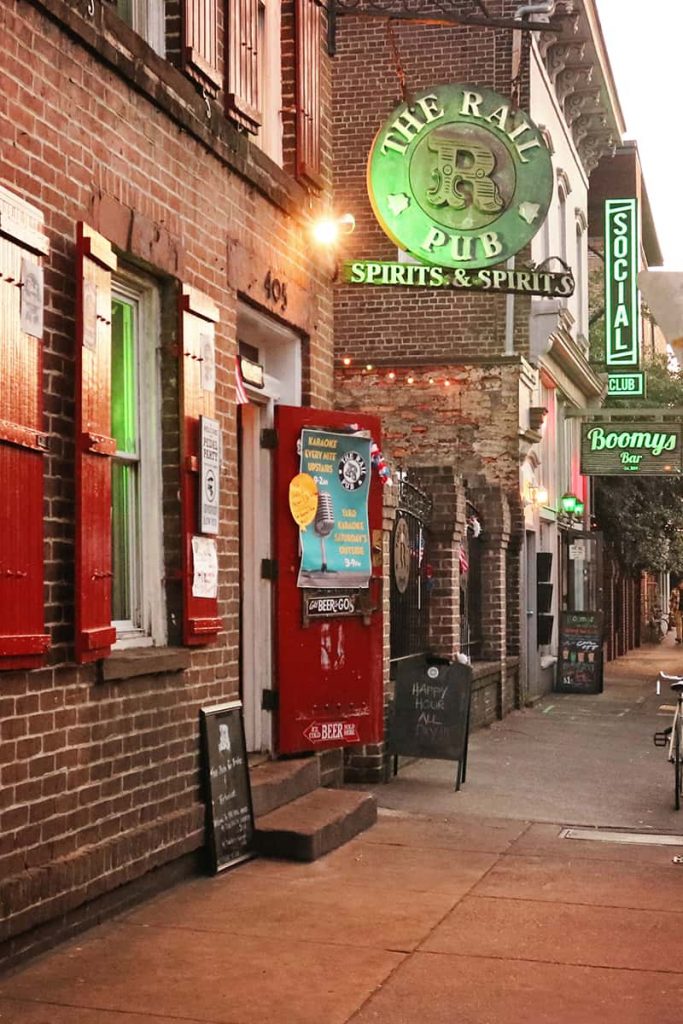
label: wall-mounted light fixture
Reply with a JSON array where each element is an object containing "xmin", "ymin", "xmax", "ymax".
[
  {"xmin": 311, "ymin": 212, "xmax": 355, "ymax": 246},
  {"xmin": 524, "ymin": 482, "xmax": 549, "ymax": 510},
  {"xmin": 559, "ymin": 492, "xmax": 585, "ymax": 524}
]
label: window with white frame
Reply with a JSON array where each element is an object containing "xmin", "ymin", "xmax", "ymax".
[
  {"xmin": 111, "ymin": 273, "xmax": 166, "ymax": 646},
  {"xmin": 116, "ymin": 0, "xmax": 166, "ymax": 57}
]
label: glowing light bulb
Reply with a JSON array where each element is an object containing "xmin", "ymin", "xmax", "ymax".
[
  {"xmin": 387, "ymin": 371, "xmax": 396, "ymax": 381},
  {"xmin": 407, "ymin": 375, "xmax": 414, "ymax": 384},
  {"xmin": 342, "ymin": 356, "xmax": 351, "ymax": 366},
  {"xmin": 312, "ymin": 218, "xmax": 339, "ymax": 245}
]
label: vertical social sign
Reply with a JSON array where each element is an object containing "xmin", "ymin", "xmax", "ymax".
[
  {"xmin": 297, "ymin": 430, "xmax": 372, "ymax": 589},
  {"xmin": 604, "ymin": 198, "xmax": 639, "ymax": 368}
]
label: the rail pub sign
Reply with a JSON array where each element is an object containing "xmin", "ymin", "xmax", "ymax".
[{"xmin": 366, "ymin": 83, "xmax": 554, "ymax": 270}]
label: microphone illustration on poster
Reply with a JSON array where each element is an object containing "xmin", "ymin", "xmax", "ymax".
[
  {"xmin": 314, "ymin": 492, "xmax": 336, "ymax": 572},
  {"xmin": 293, "ymin": 429, "xmax": 372, "ymax": 589}
]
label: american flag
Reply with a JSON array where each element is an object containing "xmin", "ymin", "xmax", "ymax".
[
  {"xmin": 459, "ymin": 546, "xmax": 469, "ymax": 575},
  {"xmin": 235, "ymin": 356, "xmax": 250, "ymax": 405}
]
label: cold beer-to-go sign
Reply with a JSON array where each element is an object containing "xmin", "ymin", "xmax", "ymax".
[{"xmin": 581, "ymin": 422, "xmax": 682, "ymax": 475}]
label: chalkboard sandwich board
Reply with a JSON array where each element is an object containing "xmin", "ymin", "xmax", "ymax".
[
  {"xmin": 388, "ymin": 657, "xmax": 473, "ymax": 790},
  {"xmin": 555, "ymin": 611, "xmax": 603, "ymax": 695},
  {"xmin": 200, "ymin": 701, "xmax": 255, "ymax": 873}
]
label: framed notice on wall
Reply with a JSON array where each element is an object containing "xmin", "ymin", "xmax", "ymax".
[{"xmin": 200, "ymin": 701, "xmax": 254, "ymax": 873}]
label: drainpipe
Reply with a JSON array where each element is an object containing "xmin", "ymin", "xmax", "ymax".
[
  {"xmin": 512, "ymin": 1, "xmax": 557, "ymax": 86},
  {"xmin": 506, "ymin": 1, "xmax": 558, "ymax": 356},
  {"xmin": 504, "ymin": 257, "xmax": 516, "ymax": 356}
]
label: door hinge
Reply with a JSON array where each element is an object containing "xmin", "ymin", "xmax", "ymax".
[
  {"xmin": 261, "ymin": 558, "xmax": 278, "ymax": 581},
  {"xmin": 260, "ymin": 428, "xmax": 278, "ymax": 449},
  {"xmin": 261, "ymin": 689, "xmax": 279, "ymax": 711}
]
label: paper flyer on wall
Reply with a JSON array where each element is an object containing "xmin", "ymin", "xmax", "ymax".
[{"xmin": 295, "ymin": 429, "xmax": 372, "ymax": 589}]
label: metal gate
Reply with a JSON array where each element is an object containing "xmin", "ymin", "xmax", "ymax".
[{"xmin": 390, "ymin": 471, "xmax": 432, "ymax": 669}]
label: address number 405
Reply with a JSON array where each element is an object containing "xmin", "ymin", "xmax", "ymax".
[{"xmin": 264, "ymin": 270, "xmax": 288, "ymax": 312}]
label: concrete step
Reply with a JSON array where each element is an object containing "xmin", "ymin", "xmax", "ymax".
[
  {"xmin": 250, "ymin": 756, "xmax": 320, "ymax": 819},
  {"xmin": 254, "ymin": 788, "xmax": 377, "ymax": 861}
]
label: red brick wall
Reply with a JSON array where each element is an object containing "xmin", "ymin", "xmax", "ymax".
[
  {"xmin": 334, "ymin": 362, "xmax": 523, "ymax": 492},
  {"xmin": 331, "ymin": 2, "xmax": 532, "ymax": 366},
  {"xmin": 0, "ymin": 0, "xmax": 334, "ymax": 959}
]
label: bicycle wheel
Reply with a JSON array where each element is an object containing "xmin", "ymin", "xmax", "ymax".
[{"xmin": 674, "ymin": 721, "xmax": 682, "ymax": 812}]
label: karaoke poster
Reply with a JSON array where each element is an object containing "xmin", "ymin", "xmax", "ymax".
[{"xmin": 294, "ymin": 429, "xmax": 372, "ymax": 589}]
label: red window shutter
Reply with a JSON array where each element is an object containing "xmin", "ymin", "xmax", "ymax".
[
  {"xmin": 180, "ymin": 285, "xmax": 222, "ymax": 645},
  {"xmin": 183, "ymin": 0, "xmax": 221, "ymax": 90},
  {"xmin": 295, "ymin": 0, "xmax": 322, "ymax": 187},
  {"xmin": 75, "ymin": 223, "xmax": 118, "ymax": 664},
  {"xmin": 0, "ymin": 187, "xmax": 50, "ymax": 670},
  {"xmin": 226, "ymin": 0, "xmax": 261, "ymax": 132}
]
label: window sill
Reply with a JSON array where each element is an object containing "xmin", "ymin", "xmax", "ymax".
[{"xmin": 100, "ymin": 647, "xmax": 191, "ymax": 682}]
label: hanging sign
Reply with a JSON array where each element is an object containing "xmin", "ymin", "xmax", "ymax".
[
  {"xmin": 607, "ymin": 371, "xmax": 645, "ymax": 398},
  {"xmin": 199, "ymin": 415, "xmax": 220, "ymax": 535},
  {"xmin": 367, "ymin": 84, "xmax": 553, "ymax": 270},
  {"xmin": 342, "ymin": 259, "xmax": 574, "ymax": 296},
  {"xmin": 581, "ymin": 422, "xmax": 682, "ymax": 475},
  {"xmin": 295, "ymin": 430, "xmax": 372, "ymax": 589},
  {"xmin": 239, "ymin": 355, "xmax": 264, "ymax": 389},
  {"xmin": 604, "ymin": 198, "xmax": 639, "ymax": 368}
]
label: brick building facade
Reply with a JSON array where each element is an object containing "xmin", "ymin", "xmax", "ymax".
[
  {"xmin": 0, "ymin": 0, "xmax": 348, "ymax": 964},
  {"xmin": 331, "ymin": 0, "xmax": 622, "ymax": 729}
]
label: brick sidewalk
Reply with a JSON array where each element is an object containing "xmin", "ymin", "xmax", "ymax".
[{"xmin": 1, "ymin": 808, "xmax": 682, "ymax": 1023}]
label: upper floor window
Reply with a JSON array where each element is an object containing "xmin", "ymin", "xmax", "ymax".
[{"xmin": 117, "ymin": 0, "xmax": 166, "ymax": 57}]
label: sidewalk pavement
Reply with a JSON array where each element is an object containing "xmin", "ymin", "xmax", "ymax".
[{"xmin": 1, "ymin": 641, "xmax": 682, "ymax": 1024}]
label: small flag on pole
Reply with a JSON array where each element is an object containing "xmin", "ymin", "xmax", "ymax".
[
  {"xmin": 235, "ymin": 356, "xmax": 250, "ymax": 405},
  {"xmin": 459, "ymin": 546, "xmax": 469, "ymax": 575}
]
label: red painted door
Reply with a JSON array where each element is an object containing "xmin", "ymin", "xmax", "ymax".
[{"xmin": 274, "ymin": 405, "xmax": 384, "ymax": 754}]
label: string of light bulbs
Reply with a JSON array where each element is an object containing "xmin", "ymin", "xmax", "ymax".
[{"xmin": 338, "ymin": 358, "xmax": 459, "ymax": 388}]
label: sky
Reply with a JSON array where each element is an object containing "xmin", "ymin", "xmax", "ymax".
[{"xmin": 595, "ymin": 1, "xmax": 683, "ymax": 268}]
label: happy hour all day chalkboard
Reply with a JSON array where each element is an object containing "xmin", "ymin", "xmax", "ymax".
[
  {"xmin": 200, "ymin": 701, "xmax": 255, "ymax": 873},
  {"xmin": 388, "ymin": 658, "xmax": 473, "ymax": 789}
]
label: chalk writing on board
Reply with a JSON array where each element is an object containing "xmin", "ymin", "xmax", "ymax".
[{"xmin": 200, "ymin": 701, "xmax": 254, "ymax": 873}]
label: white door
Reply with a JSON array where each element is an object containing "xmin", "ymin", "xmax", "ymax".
[
  {"xmin": 236, "ymin": 302, "xmax": 302, "ymax": 753},
  {"xmin": 239, "ymin": 397, "xmax": 274, "ymax": 753}
]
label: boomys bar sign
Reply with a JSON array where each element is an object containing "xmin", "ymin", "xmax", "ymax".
[
  {"xmin": 581, "ymin": 423, "xmax": 682, "ymax": 476},
  {"xmin": 367, "ymin": 84, "xmax": 553, "ymax": 269}
]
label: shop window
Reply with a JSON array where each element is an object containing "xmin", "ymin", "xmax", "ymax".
[
  {"xmin": 111, "ymin": 275, "xmax": 167, "ymax": 647},
  {"xmin": 116, "ymin": 0, "xmax": 166, "ymax": 56}
]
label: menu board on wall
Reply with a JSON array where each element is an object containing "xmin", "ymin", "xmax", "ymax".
[{"xmin": 555, "ymin": 611, "xmax": 603, "ymax": 695}]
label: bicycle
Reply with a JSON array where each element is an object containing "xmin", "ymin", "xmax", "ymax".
[
  {"xmin": 653, "ymin": 672, "xmax": 683, "ymax": 811},
  {"xmin": 645, "ymin": 608, "xmax": 670, "ymax": 644}
]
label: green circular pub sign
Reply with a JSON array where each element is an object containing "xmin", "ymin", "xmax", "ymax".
[{"xmin": 367, "ymin": 84, "xmax": 553, "ymax": 269}]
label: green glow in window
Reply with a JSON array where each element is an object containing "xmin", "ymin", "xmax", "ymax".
[
  {"xmin": 111, "ymin": 299, "xmax": 138, "ymax": 455},
  {"xmin": 111, "ymin": 297, "xmax": 140, "ymax": 625}
]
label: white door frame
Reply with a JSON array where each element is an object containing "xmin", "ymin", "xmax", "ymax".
[{"xmin": 237, "ymin": 303, "xmax": 301, "ymax": 753}]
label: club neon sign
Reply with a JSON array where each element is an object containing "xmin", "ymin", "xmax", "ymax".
[{"xmin": 604, "ymin": 198, "xmax": 639, "ymax": 368}]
